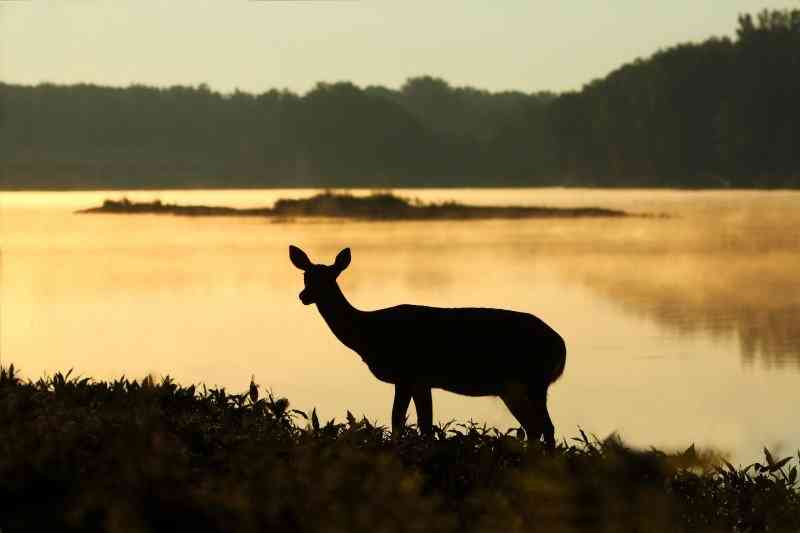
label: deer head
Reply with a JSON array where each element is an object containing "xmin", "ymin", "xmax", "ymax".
[{"xmin": 289, "ymin": 245, "xmax": 351, "ymax": 305}]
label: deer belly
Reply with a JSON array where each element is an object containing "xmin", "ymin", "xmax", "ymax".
[
  {"xmin": 437, "ymin": 381, "xmax": 503, "ymax": 397},
  {"xmin": 365, "ymin": 359, "xmax": 502, "ymax": 395},
  {"xmin": 361, "ymin": 338, "xmax": 552, "ymax": 392},
  {"xmin": 363, "ymin": 358, "xmax": 404, "ymax": 384},
  {"xmin": 423, "ymin": 351, "xmax": 544, "ymax": 395}
]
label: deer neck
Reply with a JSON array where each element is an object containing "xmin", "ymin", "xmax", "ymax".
[{"xmin": 315, "ymin": 283, "xmax": 365, "ymax": 353}]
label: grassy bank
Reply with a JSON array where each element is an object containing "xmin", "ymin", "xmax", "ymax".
[
  {"xmin": 1, "ymin": 364, "xmax": 797, "ymax": 532},
  {"xmin": 77, "ymin": 191, "xmax": 632, "ymax": 220}
]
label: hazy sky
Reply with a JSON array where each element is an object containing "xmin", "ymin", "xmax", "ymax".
[{"xmin": 2, "ymin": 1, "xmax": 797, "ymax": 94}]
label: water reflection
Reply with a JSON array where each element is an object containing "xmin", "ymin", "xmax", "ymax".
[
  {"xmin": 562, "ymin": 252, "xmax": 800, "ymax": 369},
  {"xmin": 2, "ymin": 188, "xmax": 800, "ymax": 462}
]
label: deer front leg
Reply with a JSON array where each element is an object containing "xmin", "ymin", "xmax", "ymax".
[
  {"xmin": 412, "ymin": 386, "xmax": 433, "ymax": 437},
  {"xmin": 392, "ymin": 384, "xmax": 412, "ymax": 436}
]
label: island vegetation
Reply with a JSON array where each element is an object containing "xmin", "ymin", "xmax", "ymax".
[
  {"xmin": 2, "ymin": 9, "xmax": 799, "ymax": 191},
  {"xmin": 1, "ymin": 363, "xmax": 798, "ymax": 532},
  {"xmin": 78, "ymin": 191, "xmax": 632, "ymax": 220}
]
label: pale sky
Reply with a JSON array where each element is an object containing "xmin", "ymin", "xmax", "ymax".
[{"xmin": 2, "ymin": 1, "xmax": 797, "ymax": 94}]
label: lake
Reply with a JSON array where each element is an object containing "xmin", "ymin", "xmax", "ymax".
[{"xmin": 2, "ymin": 188, "xmax": 799, "ymax": 463}]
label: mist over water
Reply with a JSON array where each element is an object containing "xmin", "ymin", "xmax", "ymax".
[{"xmin": 2, "ymin": 188, "xmax": 799, "ymax": 462}]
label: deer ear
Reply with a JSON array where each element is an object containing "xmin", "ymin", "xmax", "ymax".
[
  {"xmin": 289, "ymin": 245, "xmax": 312, "ymax": 271},
  {"xmin": 334, "ymin": 248, "xmax": 351, "ymax": 273}
]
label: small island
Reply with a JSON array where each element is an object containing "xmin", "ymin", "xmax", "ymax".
[{"xmin": 78, "ymin": 191, "xmax": 634, "ymax": 220}]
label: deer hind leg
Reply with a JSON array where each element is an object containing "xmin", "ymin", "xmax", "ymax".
[
  {"xmin": 412, "ymin": 385, "xmax": 433, "ymax": 437},
  {"xmin": 392, "ymin": 384, "xmax": 412, "ymax": 436},
  {"xmin": 500, "ymin": 383, "xmax": 545, "ymax": 445},
  {"xmin": 530, "ymin": 384, "xmax": 556, "ymax": 450}
]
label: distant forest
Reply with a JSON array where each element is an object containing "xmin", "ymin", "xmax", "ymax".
[{"xmin": 2, "ymin": 9, "xmax": 798, "ymax": 189}]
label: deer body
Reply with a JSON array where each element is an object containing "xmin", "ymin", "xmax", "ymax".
[{"xmin": 290, "ymin": 245, "xmax": 566, "ymax": 448}]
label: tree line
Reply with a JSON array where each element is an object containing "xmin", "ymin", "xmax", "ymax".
[{"xmin": 2, "ymin": 9, "xmax": 798, "ymax": 189}]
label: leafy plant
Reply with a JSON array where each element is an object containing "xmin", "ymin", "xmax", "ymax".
[{"xmin": 0, "ymin": 363, "xmax": 797, "ymax": 532}]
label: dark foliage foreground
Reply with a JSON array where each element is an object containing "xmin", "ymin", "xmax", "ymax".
[{"xmin": 1, "ymin": 364, "xmax": 798, "ymax": 533}]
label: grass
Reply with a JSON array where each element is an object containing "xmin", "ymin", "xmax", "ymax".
[
  {"xmin": 78, "ymin": 191, "xmax": 633, "ymax": 220},
  {"xmin": 1, "ymin": 363, "xmax": 798, "ymax": 532}
]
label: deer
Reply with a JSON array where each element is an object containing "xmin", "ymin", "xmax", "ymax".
[{"xmin": 289, "ymin": 245, "xmax": 567, "ymax": 448}]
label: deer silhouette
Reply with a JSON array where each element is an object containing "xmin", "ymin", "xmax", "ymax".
[{"xmin": 289, "ymin": 245, "xmax": 567, "ymax": 448}]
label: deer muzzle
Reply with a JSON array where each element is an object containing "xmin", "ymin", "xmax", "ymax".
[{"xmin": 299, "ymin": 288, "xmax": 313, "ymax": 305}]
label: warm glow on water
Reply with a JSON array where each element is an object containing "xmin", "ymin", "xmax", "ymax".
[{"xmin": 2, "ymin": 188, "xmax": 799, "ymax": 462}]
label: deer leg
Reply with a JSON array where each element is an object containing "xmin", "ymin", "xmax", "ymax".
[
  {"xmin": 501, "ymin": 384, "xmax": 545, "ymax": 445},
  {"xmin": 392, "ymin": 384, "xmax": 412, "ymax": 436},
  {"xmin": 532, "ymin": 385, "xmax": 556, "ymax": 450},
  {"xmin": 542, "ymin": 409, "xmax": 555, "ymax": 450},
  {"xmin": 411, "ymin": 386, "xmax": 433, "ymax": 437}
]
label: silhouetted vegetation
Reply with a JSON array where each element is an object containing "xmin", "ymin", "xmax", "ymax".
[
  {"xmin": 79, "ymin": 191, "xmax": 631, "ymax": 220},
  {"xmin": 2, "ymin": 9, "xmax": 798, "ymax": 190},
  {"xmin": 1, "ymin": 363, "xmax": 798, "ymax": 532}
]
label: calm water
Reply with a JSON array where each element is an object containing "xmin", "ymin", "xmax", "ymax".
[{"xmin": 2, "ymin": 188, "xmax": 799, "ymax": 462}]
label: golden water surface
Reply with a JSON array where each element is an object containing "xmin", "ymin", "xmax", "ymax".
[{"xmin": 2, "ymin": 188, "xmax": 799, "ymax": 462}]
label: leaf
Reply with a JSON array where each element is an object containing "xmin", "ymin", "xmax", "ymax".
[
  {"xmin": 311, "ymin": 408, "xmax": 320, "ymax": 432},
  {"xmin": 249, "ymin": 376, "xmax": 259, "ymax": 404},
  {"xmin": 274, "ymin": 398, "xmax": 289, "ymax": 416},
  {"xmin": 683, "ymin": 443, "xmax": 697, "ymax": 458},
  {"xmin": 346, "ymin": 410, "xmax": 357, "ymax": 427},
  {"xmin": 770, "ymin": 456, "xmax": 792, "ymax": 473},
  {"xmin": 764, "ymin": 447, "xmax": 775, "ymax": 467},
  {"xmin": 788, "ymin": 466, "xmax": 797, "ymax": 485}
]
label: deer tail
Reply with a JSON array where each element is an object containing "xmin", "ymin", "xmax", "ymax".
[{"xmin": 548, "ymin": 335, "xmax": 567, "ymax": 385}]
